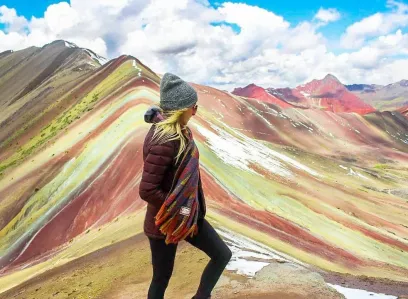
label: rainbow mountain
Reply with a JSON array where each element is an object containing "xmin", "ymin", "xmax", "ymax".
[{"xmin": 0, "ymin": 40, "xmax": 408, "ymax": 298}]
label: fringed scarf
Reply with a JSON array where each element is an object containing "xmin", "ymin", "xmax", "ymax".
[{"xmin": 154, "ymin": 129, "xmax": 200, "ymax": 244}]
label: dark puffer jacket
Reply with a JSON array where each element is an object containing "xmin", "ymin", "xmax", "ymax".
[{"xmin": 139, "ymin": 125, "xmax": 207, "ymax": 239}]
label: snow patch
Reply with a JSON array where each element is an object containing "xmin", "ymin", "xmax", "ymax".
[
  {"xmin": 85, "ymin": 49, "xmax": 108, "ymax": 65},
  {"xmin": 213, "ymin": 110, "xmax": 224, "ymax": 119},
  {"xmin": 197, "ymin": 225, "xmax": 400, "ymax": 299},
  {"xmin": 259, "ymin": 102, "xmax": 279, "ymax": 117},
  {"xmin": 132, "ymin": 60, "xmax": 142, "ymax": 76},
  {"xmin": 348, "ymin": 168, "xmax": 369, "ymax": 180},
  {"xmin": 217, "ymin": 229, "xmax": 289, "ymax": 277},
  {"xmin": 269, "ymin": 90, "xmax": 283, "ymax": 97},
  {"xmin": 300, "ymin": 91, "xmax": 310, "ymax": 98},
  {"xmin": 194, "ymin": 123, "xmax": 320, "ymax": 178},
  {"xmin": 339, "ymin": 165, "xmax": 368, "ymax": 180},
  {"xmin": 62, "ymin": 41, "xmax": 107, "ymax": 65},
  {"xmin": 64, "ymin": 41, "xmax": 78, "ymax": 48},
  {"xmin": 327, "ymin": 283, "xmax": 397, "ymax": 299},
  {"xmin": 226, "ymin": 259, "xmax": 269, "ymax": 277},
  {"xmin": 246, "ymin": 105, "xmax": 276, "ymax": 128}
]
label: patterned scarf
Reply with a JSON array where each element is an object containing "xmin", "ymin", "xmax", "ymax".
[{"xmin": 153, "ymin": 127, "xmax": 200, "ymax": 244}]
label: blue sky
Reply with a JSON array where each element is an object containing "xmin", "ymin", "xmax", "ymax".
[
  {"xmin": 219, "ymin": 0, "xmax": 388, "ymax": 21},
  {"xmin": 3, "ymin": 0, "xmax": 398, "ymax": 41},
  {"xmin": 1, "ymin": 0, "xmax": 402, "ymax": 41},
  {"xmin": 4, "ymin": 0, "xmax": 390, "ymax": 19},
  {"xmin": 0, "ymin": 0, "xmax": 63, "ymax": 31},
  {"xmin": 211, "ymin": 0, "xmax": 394, "ymax": 39},
  {"xmin": 1, "ymin": 0, "xmax": 63, "ymax": 18},
  {"xmin": 2, "ymin": 0, "xmax": 396, "ymax": 26}
]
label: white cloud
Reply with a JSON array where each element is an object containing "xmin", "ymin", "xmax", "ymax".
[
  {"xmin": 1, "ymin": 0, "xmax": 408, "ymax": 90},
  {"xmin": 0, "ymin": 5, "xmax": 28, "ymax": 32},
  {"xmin": 43, "ymin": 2, "xmax": 80, "ymax": 35},
  {"xmin": 218, "ymin": 2, "xmax": 289, "ymax": 60},
  {"xmin": 347, "ymin": 47, "xmax": 382, "ymax": 69},
  {"xmin": 282, "ymin": 22, "xmax": 324, "ymax": 53},
  {"xmin": 315, "ymin": 8, "xmax": 341, "ymax": 23},
  {"xmin": 218, "ymin": 3, "xmax": 288, "ymax": 33},
  {"xmin": 341, "ymin": 0, "xmax": 408, "ymax": 48},
  {"xmin": 336, "ymin": 29, "xmax": 408, "ymax": 72},
  {"xmin": 0, "ymin": 30, "xmax": 25, "ymax": 50}
]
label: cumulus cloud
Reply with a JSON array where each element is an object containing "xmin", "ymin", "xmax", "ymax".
[
  {"xmin": 314, "ymin": 8, "xmax": 341, "ymax": 23},
  {"xmin": 341, "ymin": 0, "xmax": 408, "ymax": 48},
  {"xmin": 0, "ymin": 5, "xmax": 28, "ymax": 32},
  {"xmin": 1, "ymin": 0, "xmax": 408, "ymax": 89}
]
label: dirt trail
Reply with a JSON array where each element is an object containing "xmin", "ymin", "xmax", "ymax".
[{"xmin": 0, "ymin": 234, "xmax": 357, "ymax": 299}]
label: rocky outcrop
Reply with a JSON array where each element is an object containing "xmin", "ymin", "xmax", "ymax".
[{"xmin": 213, "ymin": 262, "xmax": 345, "ymax": 299}]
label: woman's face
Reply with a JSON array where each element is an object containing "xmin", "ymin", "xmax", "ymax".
[{"xmin": 180, "ymin": 104, "xmax": 198, "ymax": 126}]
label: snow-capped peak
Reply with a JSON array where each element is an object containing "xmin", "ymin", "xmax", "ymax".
[
  {"xmin": 84, "ymin": 49, "xmax": 108, "ymax": 66},
  {"xmin": 61, "ymin": 40, "xmax": 108, "ymax": 66},
  {"xmin": 64, "ymin": 41, "xmax": 78, "ymax": 48}
]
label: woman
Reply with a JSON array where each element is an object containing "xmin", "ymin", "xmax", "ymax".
[{"xmin": 139, "ymin": 73, "xmax": 232, "ymax": 299}]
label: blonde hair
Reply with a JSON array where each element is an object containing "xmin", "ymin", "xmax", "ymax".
[{"xmin": 151, "ymin": 107, "xmax": 189, "ymax": 163}]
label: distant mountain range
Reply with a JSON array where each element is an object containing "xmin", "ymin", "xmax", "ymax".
[
  {"xmin": 231, "ymin": 83, "xmax": 293, "ymax": 108},
  {"xmin": 233, "ymin": 74, "xmax": 408, "ymax": 115},
  {"xmin": 346, "ymin": 80, "xmax": 408, "ymax": 111}
]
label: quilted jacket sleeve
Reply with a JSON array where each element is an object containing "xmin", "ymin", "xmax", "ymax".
[{"xmin": 139, "ymin": 141, "xmax": 176, "ymax": 209}]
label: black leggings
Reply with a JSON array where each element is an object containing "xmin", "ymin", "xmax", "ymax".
[{"xmin": 147, "ymin": 218, "xmax": 232, "ymax": 299}]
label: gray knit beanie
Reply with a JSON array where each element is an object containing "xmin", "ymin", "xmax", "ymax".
[{"xmin": 159, "ymin": 72, "xmax": 198, "ymax": 111}]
